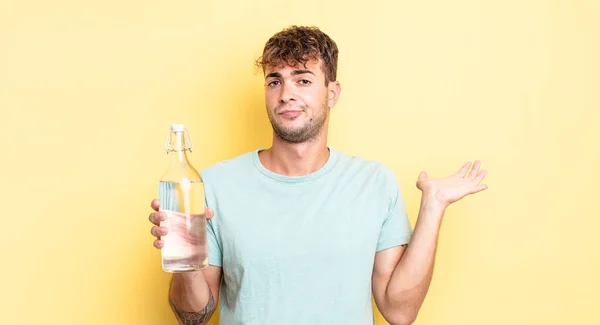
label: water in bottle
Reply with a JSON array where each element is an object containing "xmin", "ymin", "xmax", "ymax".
[{"xmin": 159, "ymin": 124, "xmax": 208, "ymax": 272}]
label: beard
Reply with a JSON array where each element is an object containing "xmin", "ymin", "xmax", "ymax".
[{"xmin": 267, "ymin": 103, "xmax": 328, "ymax": 144}]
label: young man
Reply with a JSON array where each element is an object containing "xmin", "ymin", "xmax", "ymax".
[{"xmin": 148, "ymin": 25, "xmax": 488, "ymax": 325}]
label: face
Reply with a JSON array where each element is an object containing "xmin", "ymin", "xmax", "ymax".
[{"xmin": 263, "ymin": 60, "xmax": 340, "ymax": 143}]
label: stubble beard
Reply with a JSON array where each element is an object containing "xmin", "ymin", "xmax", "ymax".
[{"xmin": 268, "ymin": 103, "xmax": 329, "ymax": 144}]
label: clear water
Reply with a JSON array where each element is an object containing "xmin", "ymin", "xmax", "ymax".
[{"xmin": 159, "ymin": 180, "xmax": 208, "ymax": 272}]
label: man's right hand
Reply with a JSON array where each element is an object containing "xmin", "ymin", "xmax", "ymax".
[
  {"xmin": 148, "ymin": 199, "xmax": 222, "ymax": 325},
  {"xmin": 148, "ymin": 199, "xmax": 215, "ymax": 250}
]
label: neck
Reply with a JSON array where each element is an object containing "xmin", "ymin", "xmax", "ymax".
[
  {"xmin": 169, "ymin": 131, "xmax": 191, "ymax": 165},
  {"xmin": 259, "ymin": 128, "xmax": 330, "ymax": 177}
]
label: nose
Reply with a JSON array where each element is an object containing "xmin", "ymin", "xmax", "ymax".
[{"xmin": 279, "ymin": 81, "xmax": 296, "ymax": 103}]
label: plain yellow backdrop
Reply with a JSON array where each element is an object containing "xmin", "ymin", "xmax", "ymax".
[{"xmin": 1, "ymin": 0, "xmax": 598, "ymax": 324}]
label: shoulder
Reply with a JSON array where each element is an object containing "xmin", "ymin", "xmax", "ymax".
[
  {"xmin": 332, "ymin": 149, "xmax": 403, "ymax": 207},
  {"xmin": 200, "ymin": 150, "xmax": 257, "ymax": 182},
  {"xmin": 333, "ymin": 148, "xmax": 398, "ymax": 184}
]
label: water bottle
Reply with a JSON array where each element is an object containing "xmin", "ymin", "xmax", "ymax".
[{"xmin": 158, "ymin": 124, "xmax": 208, "ymax": 272}]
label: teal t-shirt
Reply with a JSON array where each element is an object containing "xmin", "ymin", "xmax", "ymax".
[{"xmin": 200, "ymin": 147, "xmax": 413, "ymax": 325}]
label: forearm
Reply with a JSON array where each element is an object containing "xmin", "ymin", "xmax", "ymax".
[
  {"xmin": 384, "ymin": 196, "xmax": 446, "ymax": 323},
  {"xmin": 169, "ymin": 272, "xmax": 216, "ymax": 325}
]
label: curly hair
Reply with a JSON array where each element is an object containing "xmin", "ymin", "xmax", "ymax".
[{"xmin": 255, "ymin": 26, "xmax": 339, "ymax": 86}]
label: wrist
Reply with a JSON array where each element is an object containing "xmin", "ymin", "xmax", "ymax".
[
  {"xmin": 174, "ymin": 270, "xmax": 203, "ymax": 282},
  {"xmin": 172, "ymin": 271, "xmax": 205, "ymax": 292},
  {"xmin": 420, "ymin": 194, "xmax": 448, "ymax": 216},
  {"xmin": 170, "ymin": 271, "xmax": 207, "ymax": 307}
]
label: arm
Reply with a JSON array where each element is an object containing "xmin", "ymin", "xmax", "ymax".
[
  {"xmin": 148, "ymin": 200, "xmax": 222, "ymax": 325},
  {"xmin": 373, "ymin": 160, "xmax": 488, "ymax": 325},
  {"xmin": 372, "ymin": 197, "xmax": 445, "ymax": 325},
  {"xmin": 168, "ymin": 266, "xmax": 222, "ymax": 325}
]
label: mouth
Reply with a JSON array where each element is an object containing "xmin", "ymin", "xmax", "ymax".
[{"xmin": 278, "ymin": 109, "xmax": 304, "ymax": 118}]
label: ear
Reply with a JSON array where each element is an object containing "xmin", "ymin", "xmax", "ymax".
[{"xmin": 327, "ymin": 81, "xmax": 341, "ymax": 108}]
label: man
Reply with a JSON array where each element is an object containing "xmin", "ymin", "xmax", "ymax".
[{"xmin": 148, "ymin": 25, "xmax": 488, "ymax": 325}]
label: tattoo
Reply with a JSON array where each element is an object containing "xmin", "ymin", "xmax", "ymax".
[{"xmin": 169, "ymin": 290, "xmax": 216, "ymax": 325}]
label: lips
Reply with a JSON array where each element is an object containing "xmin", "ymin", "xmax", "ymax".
[
  {"xmin": 279, "ymin": 110, "xmax": 303, "ymax": 118},
  {"xmin": 276, "ymin": 105, "xmax": 304, "ymax": 117}
]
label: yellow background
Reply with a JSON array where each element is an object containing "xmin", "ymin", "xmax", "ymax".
[{"xmin": 1, "ymin": 0, "xmax": 598, "ymax": 324}]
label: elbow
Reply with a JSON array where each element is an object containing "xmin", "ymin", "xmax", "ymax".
[
  {"xmin": 380, "ymin": 291, "xmax": 423, "ymax": 325},
  {"xmin": 389, "ymin": 316, "xmax": 416, "ymax": 325},
  {"xmin": 384, "ymin": 310, "xmax": 418, "ymax": 325}
]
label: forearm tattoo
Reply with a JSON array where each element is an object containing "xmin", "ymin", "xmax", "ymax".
[{"xmin": 169, "ymin": 290, "xmax": 216, "ymax": 325}]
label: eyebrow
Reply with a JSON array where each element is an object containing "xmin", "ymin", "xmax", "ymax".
[{"xmin": 265, "ymin": 69, "xmax": 315, "ymax": 79}]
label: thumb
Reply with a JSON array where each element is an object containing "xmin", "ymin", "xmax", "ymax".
[
  {"xmin": 205, "ymin": 207, "xmax": 215, "ymax": 221},
  {"xmin": 418, "ymin": 171, "xmax": 428, "ymax": 180}
]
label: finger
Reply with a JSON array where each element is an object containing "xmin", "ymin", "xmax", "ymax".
[
  {"xmin": 468, "ymin": 160, "xmax": 481, "ymax": 179},
  {"xmin": 153, "ymin": 239, "xmax": 164, "ymax": 249},
  {"xmin": 150, "ymin": 225, "xmax": 168, "ymax": 238},
  {"xmin": 151, "ymin": 199, "xmax": 160, "ymax": 211},
  {"xmin": 456, "ymin": 161, "xmax": 472, "ymax": 177},
  {"xmin": 470, "ymin": 184, "xmax": 488, "ymax": 194},
  {"xmin": 473, "ymin": 169, "xmax": 487, "ymax": 184},
  {"xmin": 149, "ymin": 211, "xmax": 166, "ymax": 225},
  {"xmin": 148, "ymin": 212, "xmax": 156, "ymax": 225},
  {"xmin": 205, "ymin": 207, "xmax": 215, "ymax": 221}
]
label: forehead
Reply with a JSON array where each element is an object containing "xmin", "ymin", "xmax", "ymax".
[{"xmin": 264, "ymin": 59, "xmax": 323, "ymax": 77}]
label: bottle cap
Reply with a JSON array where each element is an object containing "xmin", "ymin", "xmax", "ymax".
[{"xmin": 170, "ymin": 124, "xmax": 185, "ymax": 132}]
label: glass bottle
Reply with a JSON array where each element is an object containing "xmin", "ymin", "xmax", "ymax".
[{"xmin": 159, "ymin": 124, "xmax": 208, "ymax": 272}]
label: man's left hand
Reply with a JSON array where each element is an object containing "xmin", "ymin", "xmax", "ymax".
[{"xmin": 416, "ymin": 160, "xmax": 488, "ymax": 208}]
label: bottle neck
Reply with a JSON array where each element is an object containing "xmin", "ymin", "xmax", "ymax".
[{"xmin": 167, "ymin": 131, "xmax": 192, "ymax": 165}]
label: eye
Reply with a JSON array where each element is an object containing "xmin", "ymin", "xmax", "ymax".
[
  {"xmin": 298, "ymin": 79, "xmax": 311, "ymax": 85},
  {"xmin": 267, "ymin": 80, "xmax": 280, "ymax": 87}
]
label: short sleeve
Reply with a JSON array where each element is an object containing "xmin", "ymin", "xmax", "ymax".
[
  {"xmin": 206, "ymin": 219, "xmax": 223, "ymax": 267},
  {"xmin": 202, "ymin": 172, "xmax": 223, "ymax": 267},
  {"xmin": 376, "ymin": 167, "xmax": 413, "ymax": 252}
]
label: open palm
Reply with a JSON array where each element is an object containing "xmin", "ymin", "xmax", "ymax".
[{"xmin": 416, "ymin": 160, "xmax": 488, "ymax": 207}]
